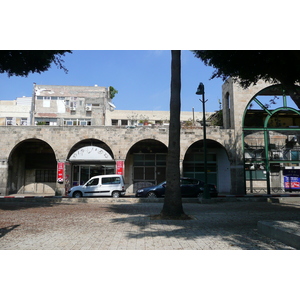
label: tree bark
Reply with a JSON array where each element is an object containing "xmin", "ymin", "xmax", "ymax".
[{"xmin": 160, "ymin": 50, "xmax": 185, "ymax": 217}]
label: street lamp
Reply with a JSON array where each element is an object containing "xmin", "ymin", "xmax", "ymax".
[{"xmin": 196, "ymin": 82, "xmax": 211, "ymax": 199}]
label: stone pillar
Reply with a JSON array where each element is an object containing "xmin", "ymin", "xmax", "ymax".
[
  {"xmin": 179, "ymin": 159, "xmax": 183, "ymax": 176},
  {"xmin": 0, "ymin": 159, "xmax": 8, "ymax": 196},
  {"xmin": 55, "ymin": 161, "xmax": 69, "ymax": 196}
]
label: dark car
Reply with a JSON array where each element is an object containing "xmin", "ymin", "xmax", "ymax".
[{"xmin": 135, "ymin": 177, "xmax": 218, "ymax": 198}]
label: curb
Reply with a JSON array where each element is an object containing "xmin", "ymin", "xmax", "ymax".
[
  {"xmin": 258, "ymin": 220, "xmax": 300, "ymax": 249},
  {"xmin": 2, "ymin": 193, "xmax": 300, "ymax": 199},
  {"xmin": 0, "ymin": 195, "xmax": 299, "ymax": 204}
]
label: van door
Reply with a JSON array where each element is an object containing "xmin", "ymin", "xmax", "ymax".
[
  {"xmin": 100, "ymin": 176, "xmax": 122, "ymax": 196},
  {"xmin": 83, "ymin": 177, "xmax": 100, "ymax": 196}
]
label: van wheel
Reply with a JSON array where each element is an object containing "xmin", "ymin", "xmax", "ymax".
[
  {"xmin": 73, "ymin": 191, "xmax": 82, "ymax": 198},
  {"xmin": 112, "ymin": 191, "xmax": 120, "ymax": 198}
]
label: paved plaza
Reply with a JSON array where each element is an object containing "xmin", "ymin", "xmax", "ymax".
[{"xmin": 1, "ymin": 199, "xmax": 300, "ymax": 250}]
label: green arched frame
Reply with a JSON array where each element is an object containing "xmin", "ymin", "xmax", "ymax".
[{"xmin": 242, "ymin": 84, "xmax": 300, "ymax": 194}]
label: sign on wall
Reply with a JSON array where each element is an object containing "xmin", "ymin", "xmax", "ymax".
[
  {"xmin": 69, "ymin": 146, "xmax": 113, "ymax": 161},
  {"xmin": 283, "ymin": 167, "xmax": 300, "ymax": 191},
  {"xmin": 116, "ymin": 160, "xmax": 124, "ymax": 175},
  {"xmin": 57, "ymin": 162, "xmax": 64, "ymax": 183}
]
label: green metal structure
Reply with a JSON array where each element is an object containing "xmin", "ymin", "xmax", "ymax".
[{"xmin": 242, "ymin": 84, "xmax": 300, "ymax": 194}]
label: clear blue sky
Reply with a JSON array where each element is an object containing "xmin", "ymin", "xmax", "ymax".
[{"xmin": 0, "ymin": 50, "xmax": 224, "ymax": 113}]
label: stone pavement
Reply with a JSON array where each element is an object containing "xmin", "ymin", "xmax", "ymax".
[{"xmin": 1, "ymin": 199, "xmax": 300, "ymax": 250}]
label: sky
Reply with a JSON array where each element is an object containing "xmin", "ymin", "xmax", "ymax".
[{"xmin": 0, "ymin": 50, "xmax": 224, "ymax": 113}]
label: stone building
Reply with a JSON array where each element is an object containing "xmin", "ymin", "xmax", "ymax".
[
  {"xmin": 0, "ymin": 96, "xmax": 31, "ymax": 126},
  {"xmin": 32, "ymin": 84, "xmax": 112, "ymax": 126},
  {"xmin": 1, "ymin": 80, "xmax": 299, "ymax": 197}
]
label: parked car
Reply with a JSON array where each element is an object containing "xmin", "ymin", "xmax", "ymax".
[
  {"xmin": 135, "ymin": 177, "xmax": 218, "ymax": 198},
  {"xmin": 68, "ymin": 174, "xmax": 126, "ymax": 198}
]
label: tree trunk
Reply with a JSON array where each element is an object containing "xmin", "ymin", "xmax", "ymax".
[{"xmin": 160, "ymin": 50, "xmax": 185, "ymax": 217}]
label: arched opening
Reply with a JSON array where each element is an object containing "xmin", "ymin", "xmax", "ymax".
[
  {"xmin": 67, "ymin": 139, "xmax": 115, "ymax": 186},
  {"xmin": 243, "ymin": 84, "xmax": 300, "ymax": 194},
  {"xmin": 8, "ymin": 139, "xmax": 57, "ymax": 194},
  {"xmin": 183, "ymin": 139, "xmax": 230, "ymax": 193},
  {"xmin": 223, "ymin": 91, "xmax": 231, "ymax": 128},
  {"xmin": 125, "ymin": 139, "xmax": 168, "ymax": 193}
]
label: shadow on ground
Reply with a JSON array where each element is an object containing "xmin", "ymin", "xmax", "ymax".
[
  {"xmin": 107, "ymin": 202, "xmax": 300, "ymax": 249},
  {"xmin": 0, "ymin": 224, "xmax": 20, "ymax": 238},
  {"xmin": 0, "ymin": 201, "xmax": 73, "ymax": 211}
]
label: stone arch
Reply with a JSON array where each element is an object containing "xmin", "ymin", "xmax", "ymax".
[
  {"xmin": 182, "ymin": 139, "xmax": 231, "ymax": 194},
  {"xmin": 66, "ymin": 138, "xmax": 116, "ymax": 186},
  {"xmin": 125, "ymin": 139, "xmax": 168, "ymax": 193},
  {"xmin": 7, "ymin": 138, "xmax": 57, "ymax": 195}
]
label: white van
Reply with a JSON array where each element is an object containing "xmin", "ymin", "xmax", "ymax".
[{"xmin": 67, "ymin": 174, "xmax": 126, "ymax": 198}]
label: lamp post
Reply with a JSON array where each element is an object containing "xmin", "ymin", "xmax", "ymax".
[{"xmin": 196, "ymin": 82, "xmax": 211, "ymax": 199}]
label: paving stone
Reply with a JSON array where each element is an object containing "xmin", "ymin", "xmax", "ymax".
[{"xmin": 1, "ymin": 201, "xmax": 299, "ymax": 250}]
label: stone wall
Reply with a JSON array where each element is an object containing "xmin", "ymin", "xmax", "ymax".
[{"xmin": 0, "ymin": 124, "xmax": 242, "ymax": 196}]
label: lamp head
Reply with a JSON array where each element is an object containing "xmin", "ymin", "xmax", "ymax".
[{"xmin": 196, "ymin": 82, "xmax": 204, "ymax": 95}]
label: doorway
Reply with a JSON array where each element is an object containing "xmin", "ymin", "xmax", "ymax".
[{"xmin": 72, "ymin": 164, "xmax": 115, "ymax": 186}]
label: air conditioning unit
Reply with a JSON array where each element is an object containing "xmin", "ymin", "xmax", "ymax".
[{"xmin": 86, "ymin": 105, "xmax": 92, "ymax": 111}]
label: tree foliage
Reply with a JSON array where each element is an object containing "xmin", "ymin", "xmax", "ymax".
[
  {"xmin": 0, "ymin": 50, "xmax": 71, "ymax": 77},
  {"xmin": 109, "ymin": 86, "xmax": 118, "ymax": 99},
  {"xmin": 193, "ymin": 50, "xmax": 300, "ymax": 108}
]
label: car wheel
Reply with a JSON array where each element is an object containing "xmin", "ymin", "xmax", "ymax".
[
  {"xmin": 73, "ymin": 191, "xmax": 82, "ymax": 198},
  {"xmin": 112, "ymin": 191, "xmax": 120, "ymax": 198},
  {"xmin": 147, "ymin": 192, "xmax": 157, "ymax": 198}
]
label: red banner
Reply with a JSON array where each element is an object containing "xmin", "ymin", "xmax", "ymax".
[
  {"xmin": 57, "ymin": 162, "xmax": 64, "ymax": 183},
  {"xmin": 116, "ymin": 160, "xmax": 124, "ymax": 175}
]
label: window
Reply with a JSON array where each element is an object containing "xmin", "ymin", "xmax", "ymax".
[
  {"xmin": 70, "ymin": 101, "xmax": 76, "ymax": 109},
  {"xmin": 37, "ymin": 96, "xmax": 62, "ymax": 100},
  {"xmin": 181, "ymin": 178, "xmax": 198, "ymax": 185},
  {"xmin": 6, "ymin": 117, "xmax": 13, "ymax": 125},
  {"xmin": 121, "ymin": 120, "xmax": 128, "ymax": 126},
  {"xmin": 21, "ymin": 118, "xmax": 27, "ymax": 126},
  {"xmin": 86, "ymin": 178, "xmax": 99, "ymax": 186},
  {"xmin": 112, "ymin": 119, "xmax": 118, "ymax": 125},
  {"xmin": 102, "ymin": 177, "xmax": 121, "ymax": 185},
  {"xmin": 64, "ymin": 119, "xmax": 91, "ymax": 126},
  {"xmin": 36, "ymin": 170, "xmax": 56, "ymax": 182},
  {"xmin": 35, "ymin": 118, "xmax": 57, "ymax": 126}
]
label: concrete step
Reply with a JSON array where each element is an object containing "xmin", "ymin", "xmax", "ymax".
[{"xmin": 258, "ymin": 220, "xmax": 300, "ymax": 249}]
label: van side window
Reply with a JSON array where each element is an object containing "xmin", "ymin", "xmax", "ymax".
[
  {"xmin": 102, "ymin": 177, "xmax": 121, "ymax": 185},
  {"xmin": 86, "ymin": 178, "xmax": 99, "ymax": 186}
]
